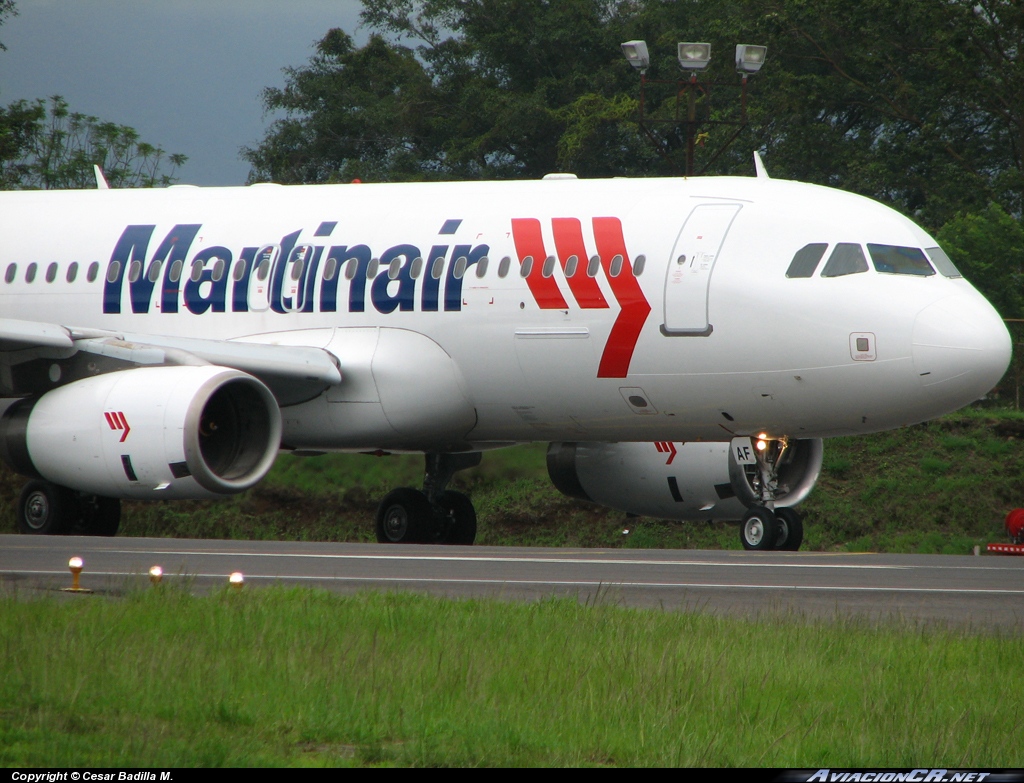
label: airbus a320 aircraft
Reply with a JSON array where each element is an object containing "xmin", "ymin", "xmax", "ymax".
[{"xmin": 0, "ymin": 160, "xmax": 1011, "ymax": 550}]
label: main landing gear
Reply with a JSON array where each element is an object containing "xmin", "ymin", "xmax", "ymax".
[
  {"xmin": 737, "ymin": 435, "xmax": 804, "ymax": 552},
  {"xmin": 16, "ymin": 479, "xmax": 121, "ymax": 536},
  {"xmin": 375, "ymin": 452, "xmax": 481, "ymax": 545}
]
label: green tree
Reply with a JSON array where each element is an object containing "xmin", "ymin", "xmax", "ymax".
[
  {"xmin": 0, "ymin": 96, "xmax": 187, "ymax": 189},
  {"xmin": 244, "ymin": 0, "xmax": 661, "ymax": 183}
]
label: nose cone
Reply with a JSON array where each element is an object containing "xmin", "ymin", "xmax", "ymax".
[{"xmin": 912, "ymin": 292, "xmax": 1011, "ymax": 408}]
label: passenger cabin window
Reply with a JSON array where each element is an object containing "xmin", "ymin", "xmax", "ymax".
[
  {"xmin": 430, "ymin": 257, "xmax": 444, "ymax": 280},
  {"xmin": 541, "ymin": 256, "xmax": 555, "ymax": 278},
  {"xmin": 520, "ymin": 256, "xmax": 534, "ymax": 277},
  {"xmin": 453, "ymin": 256, "xmax": 468, "ymax": 279},
  {"xmin": 786, "ymin": 243, "xmax": 828, "ymax": 278},
  {"xmin": 66, "ymin": 262, "xmax": 78, "ymax": 283},
  {"xmin": 5, "ymin": 264, "xmax": 16, "ymax": 283},
  {"xmin": 87, "ymin": 262, "xmax": 99, "ymax": 282},
  {"xmin": 410, "ymin": 257, "xmax": 423, "ymax": 279},
  {"xmin": 609, "ymin": 254, "xmax": 623, "ymax": 277},
  {"xmin": 498, "ymin": 257, "xmax": 511, "ymax": 278},
  {"xmin": 820, "ymin": 243, "xmax": 868, "ymax": 277},
  {"xmin": 634, "ymin": 254, "xmax": 647, "ymax": 276},
  {"xmin": 475, "ymin": 256, "xmax": 488, "ymax": 278},
  {"xmin": 25, "ymin": 263, "xmax": 37, "ymax": 283},
  {"xmin": 925, "ymin": 246, "xmax": 962, "ymax": 278},
  {"xmin": 147, "ymin": 261, "xmax": 162, "ymax": 283},
  {"xmin": 587, "ymin": 255, "xmax": 600, "ymax": 277},
  {"xmin": 867, "ymin": 244, "xmax": 934, "ymax": 276},
  {"xmin": 45, "ymin": 263, "xmax": 57, "ymax": 283},
  {"xmin": 565, "ymin": 255, "xmax": 579, "ymax": 277}
]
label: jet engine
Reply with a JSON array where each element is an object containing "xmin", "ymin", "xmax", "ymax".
[
  {"xmin": 547, "ymin": 438, "xmax": 823, "ymax": 520},
  {"xmin": 0, "ymin": 365, "xmax": 281, "ymax": 499}
]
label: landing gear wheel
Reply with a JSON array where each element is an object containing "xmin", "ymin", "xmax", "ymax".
[
  {"xmin": 774, "ymin": 508, "xmax": 804, "ymax": 551},
  {"xmin": 740, "ymin": 506, "xmax": 778, "ymax": 551},
  {"xmin": 375, "ymin": 488, "xmax": 434, "ymax": 544},
  {"xmin": 17, "ymin": 480, "xmax": 77, "ymax": 535},
  {"xmin": 80, "ymin": 496, "xmax": 121, "ymax": 537},
  {"xmin": 437, "ymin": 490, "xmax": 477, "ymax": 545}
]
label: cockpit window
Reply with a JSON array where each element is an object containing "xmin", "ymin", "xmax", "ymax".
[
  {"xmin": 820, "ymin": 243, "xmax": 869, "ymax": 277},
  {"xmin": 925, "ymin": 246, "xmax": 963, "ymax": 278},
  {"xmin": 867, "ymin": 244, "xmax": 935, "ymax": 276},
  {"xmin": 786, "ymin": 243, "xmax": 828, "ymax": 278}
]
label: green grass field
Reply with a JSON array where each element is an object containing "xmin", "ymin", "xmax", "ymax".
[
  {"xmin": 1, "ymin": 587, "xmax": 1021, "ymax": 767},
  {"xmin": 3, "ymin": 407, "xmax": 1022, "ymax": 552}
]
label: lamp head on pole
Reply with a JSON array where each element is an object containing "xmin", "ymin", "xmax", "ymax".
[
  {"xmin": 620, "ymin": 40, "xmax": 650, "ymax": 72},
  {"xmin": 677, "ymin": 42, "xmax": 712, "ymax": 72}
]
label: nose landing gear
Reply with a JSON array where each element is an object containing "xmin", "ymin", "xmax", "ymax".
[{"xmin": 735, "ymin": 435, "xmax": 805, "ymax": 551}]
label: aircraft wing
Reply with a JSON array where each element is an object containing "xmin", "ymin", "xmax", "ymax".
[{"xmin": 0, "ymin": 318, "xmax": 341, "ymax": 405}]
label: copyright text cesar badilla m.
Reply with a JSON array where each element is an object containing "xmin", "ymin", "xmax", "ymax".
[{"xmin": 12, "ymin": 775, "xmax": 172, "ymax": 782}]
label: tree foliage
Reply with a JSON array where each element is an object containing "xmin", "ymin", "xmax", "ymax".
[
  {"xmin": 0, "ymin": 0, "xmax": 15, "ymax": 51},
  {"xmin": 0, "ymin": 96, "xmax": 187, "ymax": 190}
]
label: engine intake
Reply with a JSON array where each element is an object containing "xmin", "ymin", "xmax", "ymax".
[{"xmin": 0, "ymin": 365, "xmax": 281, "ymax": 499}]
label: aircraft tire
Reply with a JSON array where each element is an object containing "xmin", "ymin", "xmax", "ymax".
[
  {"xmin": 17, "ymin": 480, "xmax": 77, "ymax": 535},
  {"xmin": 739, "ymin": 506, "xmax": 778, "ymax": 551},
  {"xmin": 375, "ymin": 487, "xmax": 433, "ymax": 544},
  {"xmin": 774, "ymin": 508, "xmax": 803, "ymax": 551},
  {"xmin": 437, "ymin": 490, "xmax": 477, "ymax": 545}
]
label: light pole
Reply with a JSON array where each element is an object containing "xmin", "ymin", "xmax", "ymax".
[{"xmin": 621, "ymin": 40, "xmax": 767, "ymax": 176}]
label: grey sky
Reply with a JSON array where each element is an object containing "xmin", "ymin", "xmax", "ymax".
[{"xmin": 0, "ymin": 0, "xmax": 367, "ymax": 185}]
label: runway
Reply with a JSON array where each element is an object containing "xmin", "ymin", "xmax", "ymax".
[{"xmin": 1, "ymin": 534, "xmax": 1022, "ymax": 628}]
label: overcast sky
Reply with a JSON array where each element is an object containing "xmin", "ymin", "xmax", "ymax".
[{"xmin": 0, "ymin": 0, "xmax": 368, "ymax": 185}]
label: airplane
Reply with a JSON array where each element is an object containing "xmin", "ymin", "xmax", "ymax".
[{"xmin": 0, "ymin": 159, "xmax": 1011, "ymax": 550}]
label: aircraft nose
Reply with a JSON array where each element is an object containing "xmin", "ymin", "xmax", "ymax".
[{"xmin": 912, "ymin": 292, "xmax": 1011, "ymax": 405}]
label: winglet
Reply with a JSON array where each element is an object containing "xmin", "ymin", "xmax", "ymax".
[
  {"xmin": 93, "ymin": 165, "xmax": 110, "ymax": 190},
  {"xmin": 753, "ymin": 151, "xmax": 770, "ymax": 179}
]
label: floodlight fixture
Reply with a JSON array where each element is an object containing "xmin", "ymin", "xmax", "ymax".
[
  {"xmin": 620, "ymin": 40, "xmax": 650, "ymax": 72},
  {"xmin": 735, "ymin": 44, "xmax": 767, "ymax": 74},
  {"xmin": 677, "ymin": 42, "xmax": 712, "ymax": 71}
]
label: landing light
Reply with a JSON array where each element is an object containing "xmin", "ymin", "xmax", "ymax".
[
  {"xmin": 756, "ymin": 439, "xmax": 767, "ymax": 451},
  {"xmin": 621, "ymin": 40, "xmax": 650, "ymax": 72},
  {"xmin": 149, "ymin": 565, "xmax": 163, "ymax": 585},
  {"xmin": 678, "ymin": 42, "xmax": 712, "ymax": 71},
  {"xmin": 229, "ymin": 571, "xmax": 245, "ymax": 590}
]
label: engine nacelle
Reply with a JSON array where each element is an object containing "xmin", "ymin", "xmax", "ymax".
[
  {"xmin": 0, "ymin": 365, "xmax": 281, "ymax": 499},
  {"xmin": 547, "ymin": 439, "xmax": 823, "ymax": 521}
]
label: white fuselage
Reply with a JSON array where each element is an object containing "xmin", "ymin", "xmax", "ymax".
[{"xmin": 0, "ymin": 175, "xmax": 1010, "ymax": 452}]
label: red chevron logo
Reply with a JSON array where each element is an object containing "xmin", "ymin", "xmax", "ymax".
[
  {"xmin": 510, "ymin": 216, "xmax": 651, "ymax": 378},
  {"xmin": 104, "ymin": 411, "xmax": 131, "ymax": 442},
  {"xmin": 654, "ymin": 441, "xmax": 677, "ymax": 465}
]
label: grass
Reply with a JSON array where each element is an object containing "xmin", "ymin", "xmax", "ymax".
[
  {"xmin": 2, "ymin": 408, "xmax": 1024, "ymax": 553},
  {"xmin": 1, "ymin": 586, "xmax": 1021, "ymax": 767}
]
